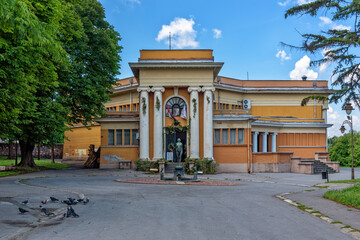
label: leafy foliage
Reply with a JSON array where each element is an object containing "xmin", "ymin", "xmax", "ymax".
[
  {"xmin": 184, "ymin": 158, "xmax": 218, "ymax": 174},
  {"xmin": 134, "ymin": 159, "xmax": 167, "ymax": 172},
  {"xmin": 284, "ymin": 1, "xmax": 360, "ymax": 106},
  {"xmin": 0, "ymin": 0, "xmax": 122, "ymax": 167},
  {"xmin": 328, "ymin": 131, "xmax": 360, "ymax": 167}
]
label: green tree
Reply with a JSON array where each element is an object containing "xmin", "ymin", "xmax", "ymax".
[
  {"xmin": 284, "ymin": 0, "xmax": 360, "ymax": 106},
  {"xmin": 0, "ymin": 0, "xmax": 121, "ymax": 167},
  {"xmin": 328, "ymin": 132, "xmax": 360, "ymax": 167}
]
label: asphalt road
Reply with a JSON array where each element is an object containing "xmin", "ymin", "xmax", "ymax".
[{"xmin": 0, "ymin": 168, "xmax": 358, "ymax": 240}]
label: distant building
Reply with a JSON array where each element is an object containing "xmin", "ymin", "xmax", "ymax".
[{"xmin": 63, "ymin": 49, "xmax": 339, "ymax": 173}]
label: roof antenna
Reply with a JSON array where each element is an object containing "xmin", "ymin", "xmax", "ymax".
[{"xmin": 169, "ymin": 32, "xmax": 171, "ymax": 50}]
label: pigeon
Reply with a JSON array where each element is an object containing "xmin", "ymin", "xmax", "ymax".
[
  {"xmin": 18, "ymin": 207, "xmax": 28, "ymax": 214},
  {"xmin": 62, "ymin": 200, "xmax": 72, "ymax": 205},
  {"xmin": 68, "ymin": 198, "xmax": 78, "ymax": 205},
  {"xmin": 67, "ymin": 206, "xmax": 79, "ymax": 218},
  {"xmin": 41, "ymin": 199, "xmax": 47, "ymax": 204},
  {"xmin": 40, "ymin": 205, "xmax": 54, "ymax": 216},
  {"xmin": 50, "ymin": 197, "xmax": 59, "ymax": 202},
  {"xmin": 21, "ymin": 200, "xmax": 28, "ymax": 205},
  {"xmin": 82, "ymin": 197, "xmax": 90, "ymax": 204}
]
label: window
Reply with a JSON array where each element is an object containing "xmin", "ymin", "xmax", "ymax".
[
  {"xmin": 230, "ymin": 129, "xmax": 236, "ymax": 144},
  {"xmin": 214, "ymin": 129, "xmax": 221, "ymax": 144},
  {"xmin": 124, "ymin": 129, "xmax": 130, "ymax": 145},
  {"xmin": 238, "ymin": 129, "xmax": 244, "ymax": 144},
  {"xmin": 222, "ymin": 129, "xmax": 229, "ymax": 144},
  {"xmin": 132, "ymin": 129, "xmax": 138, "ymax": 145},
  {"xmin": 116, "ymin": 130, "xmax": 122, "ymax": 145},
  {"xmin": 108, "ymin": 130, "xmax": 114, "ymax": 145}
]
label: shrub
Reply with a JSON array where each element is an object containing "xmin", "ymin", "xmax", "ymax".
[
  {"xmin": 184, "ymin": 158, "xmax": 217, "ymax": 174},
  {"xmin": 134, "ymin": 159, "xmax": 166, "ymax": 172}
]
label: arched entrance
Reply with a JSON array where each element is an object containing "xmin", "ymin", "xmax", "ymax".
[{"xmin": 163, "ymin": 96, "xmax": 188, "ymax": 162}]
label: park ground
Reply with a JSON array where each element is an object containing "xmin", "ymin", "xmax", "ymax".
[{"xmin": 0, "ymin": 165, "xmax": 360, "ymax": 240}]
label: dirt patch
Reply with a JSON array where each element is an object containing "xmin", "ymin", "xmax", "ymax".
[{"xmin": 2, "ymin": 220, "xmax": 31, "ymax": 227}]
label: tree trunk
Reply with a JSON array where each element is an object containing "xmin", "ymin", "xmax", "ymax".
[
  {"xmin": 8, "ymin": 142, "xmax": 12, "ymax": 159},
  {"xmin": 18, "ymin": 140, "xmax": 36, "ymax": 168},
  {"xmin": 51, "ymin": 145, "xmax": 55, "ymax": 163}
]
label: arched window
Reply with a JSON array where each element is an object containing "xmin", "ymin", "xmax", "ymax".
[{"xmin": 165, "ymin": 97, "xmax": 186, "ymax": 118}]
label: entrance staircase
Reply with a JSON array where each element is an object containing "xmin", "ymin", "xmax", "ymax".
[{"xmin": 291, "ymin": 153, "xmax": 339, "ymax": 174}]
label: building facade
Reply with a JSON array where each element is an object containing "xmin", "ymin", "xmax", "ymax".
[{"xmin": 63, "ymin": 49, "xmax": 338, "ymax": 173}]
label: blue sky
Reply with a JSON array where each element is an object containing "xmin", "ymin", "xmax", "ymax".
[{"xmin": 99, "ymin": 0, "xmax": 359, "ymax": 137}]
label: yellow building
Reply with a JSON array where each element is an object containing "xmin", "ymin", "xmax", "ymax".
[{"xmin": 63, "ymin": 49, "xmax": 339, "ymax": 173}]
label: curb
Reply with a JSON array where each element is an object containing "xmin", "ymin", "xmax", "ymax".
[{"xmin": 276, "ymin": 192, "xmax": 360, "ymax": 239}]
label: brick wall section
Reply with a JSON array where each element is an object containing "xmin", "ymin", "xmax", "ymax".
[{"xmin": 0, "ymin": 143, "xmax": 63, "ymax": 159}]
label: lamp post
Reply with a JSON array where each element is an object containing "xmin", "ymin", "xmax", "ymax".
[{"xmin": 340, "ymin": 102, "xmax": 355, "ymax": 180}]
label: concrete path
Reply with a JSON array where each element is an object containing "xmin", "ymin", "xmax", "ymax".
[{"xmin": 0, "ymin": 167, "xmax": 359, "ymax": 240}]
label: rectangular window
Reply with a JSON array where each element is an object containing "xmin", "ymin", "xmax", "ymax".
[
  {"xmin": 124, "ymin": 129, "xmax": 130, "ymax": 145},
  {"xmin": 222, "ymin": 129, "xmax": 229, "ymax": 144},
  {"xmin": 238, "ymin": 129, "xmax": 244, "ymax": 144},
  {"xmin": 132, "ymin": 129, "xmax": 138, "ymax": 145},
  {"xmin": 214, "ymin": 129, "xmax": 221, "ymax": 144},
  {"xmin": 230, "ymin": 129, "xmax": 236, "ymax": 144},
  {"xmin": 108, "ymin": 130, "xmax": 114, "ymax": 145},
  {"xmin": 116, "ymin": 130, "xmax": 122, "ymax": 146}
]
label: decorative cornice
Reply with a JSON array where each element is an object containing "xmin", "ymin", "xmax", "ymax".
[
  {"xmin": 201, "ymin": 86, "xmax": 215, "ymax": 92},
  {"xmin": 137, "ymin": 87, "xmax": 151, "ymax": 92},
  {"xmin": 188, "ymin": 87, "xmax": 202, "ymax": 93},
  {"xmin": 151, "ymin": 87, "xmax": 165, "ymax": 93}
]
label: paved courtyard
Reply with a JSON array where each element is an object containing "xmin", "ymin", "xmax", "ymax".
[{"xmin": 0, "ymin": 167, "xmax": 359, "ymax": 240}]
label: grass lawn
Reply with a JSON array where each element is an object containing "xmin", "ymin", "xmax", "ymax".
[
  {"xmin": 329, "ymin": 179, "xmax": 360, "ymax": 183},
  {"xmin": 0, "ymin": 156, "xmax": 69, "ymax": 177},
  {"xmin": 324, "ymin": 184, "xmax": 360, "ymax": 209}
]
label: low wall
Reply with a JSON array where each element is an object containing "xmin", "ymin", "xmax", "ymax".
[
  {"xmin": 99, "ymin": 146, "xmax": 139, "ymax": 169},
  {"xmin": 0, "ymin": 143, "xmax": 63, "ymax": 159},
  {"xmin": 290, "ymin": 158, "xmax": 314, "ymax": 174}
]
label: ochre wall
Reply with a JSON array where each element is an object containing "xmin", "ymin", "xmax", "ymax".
[
  {"xmin": 140, "ymin": 50, "xmax": 213, "ymax": 60},
  {"xmin": 63, "ymin": 126, "xmax": 101, "ymax": 159},
  {"xmin": 213, "ymin": 127, "xmax": 251, "ymax": 164},
  {"xmin": 214, "ymin": 145, "xmax": 248, "ymax": 163},
  {"xmin": 100, "ymin": 146, "xmax": 139, "ymax": 164},
  {"xmin": 139, "ymin": 69, "xmax": 213, "ymax": 87}
]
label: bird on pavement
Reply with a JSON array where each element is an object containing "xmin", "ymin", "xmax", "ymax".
[
  {"xmin": 18, "ymin": 208, "xmax": 29, "ymax": 214},
  {"xmin": 50, "ymin": 197, "xmax": 59, "ymax": 202},
  {"xmin": 67, "ymin": 206, "xmax": 79, "ymax": 218},
  {"xmin": 40, "ymin": 205, "xmax": 54, "ymax": 216},
  {"xmin": 21, "ymin": 200, "xmax": 28, "ymax": 205},
  {"xmin": 41, "ymin": 199, "xmax": 47, "ymax": 204},
  {"xmin": 82, "ymin": 198, "xmax": 90, "ymax": 204},
  {"xmin": 62, "ymin": 200, "xmax": 72, "ymax": 205}
]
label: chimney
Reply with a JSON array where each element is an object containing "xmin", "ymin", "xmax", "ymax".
[{"xmin": 302, "ymin": 75, "xmax": 307, "ymax": 81}]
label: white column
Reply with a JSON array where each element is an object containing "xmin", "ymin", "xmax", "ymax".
[
  {"xmin": 202, "ymin": 86, "xmax": 215, "ymax": 160},
  {"xmin": 252, "ymin": 132, "xmax": 259, "ymax": 153},
  {"xmin": 262, "ymin": 132, "xmax": 268, "ymax": 152},
  {"xmin": 271, "ymin": 133, "xmax": 277, "ymax": 152},
  {"xmin": 151, "ymin": 87, "xmax": 165, "ymax": 160},
  {"xmin": 188, "ymin": 87, "xmax": 201, "ymax": 158},
  {"xmin": 137, "ymin": 87, "xmax": 150, "ymax": 159}
]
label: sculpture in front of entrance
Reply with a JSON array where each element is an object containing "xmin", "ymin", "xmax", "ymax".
[{"xmin": 175, "ymin": 138, "xmax": 183, "ymax": 166}]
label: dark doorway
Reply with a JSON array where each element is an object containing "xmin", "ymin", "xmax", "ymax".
[{"xmin": 165, "ymin": 131, "xmax": 186, "ymax": 162}]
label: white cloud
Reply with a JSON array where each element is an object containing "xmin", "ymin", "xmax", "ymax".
[
  {"xmin": 290, "ymin": 55, "xmax": 318, "ymax": 80},
  {"xmin": 297, "ymin": 0, "xmax": 315, "ymax": 4},
  {"xmin": 156, "ymin": 17, "xmax": 199, "ymax": 48},
  {"xmin": 212, "ymin": 28, "xmax": 222, "ymax": 39},
  {"xmin": 119, "ymin": 0, "xmax": 141, "ymax": 5},
  {"xmin": 278, "ymin": 0, "xmax": 290, "ymax": 6},
  {"xmin": 319, "ymin": 16, "xmax": 351, "ymax": 31},
  {"xmin": 319, "ymin": 48, "xmax": 332, "ymax": 72},
  {"xmin": 276, "ymin": 50, "xmax": 291, "ymax": 62}
]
